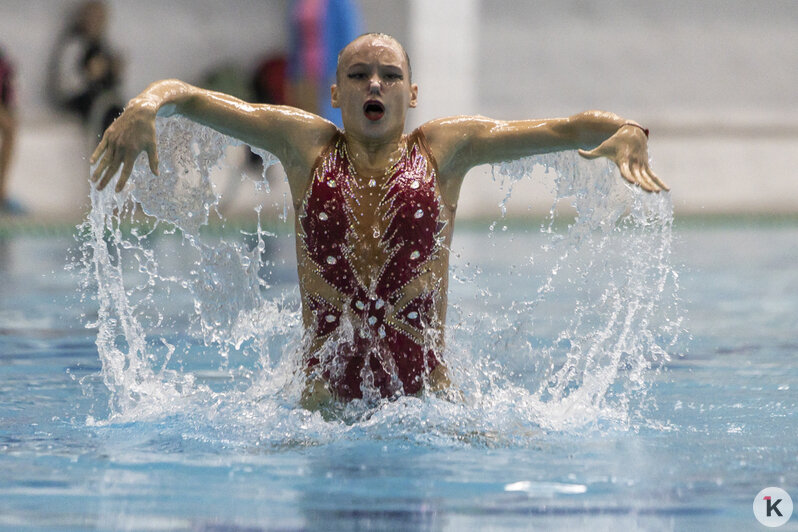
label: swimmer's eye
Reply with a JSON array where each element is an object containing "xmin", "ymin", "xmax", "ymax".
[
  {"xmin": 348, "ymin": 72, "xmax": 367, "ymax": 80},
  {"xmin": 385, "ymin": 73, "xmax": 403, "ymax": 81}
]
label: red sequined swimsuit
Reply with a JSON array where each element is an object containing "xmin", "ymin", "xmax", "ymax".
[{"xmin": 296, "ymin": 129, "xmax": 453, "ymax": 400}]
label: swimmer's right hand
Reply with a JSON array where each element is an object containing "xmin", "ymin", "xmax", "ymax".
[{"xmin": 90, "ymin": 98, "xmax": 160, "ymax": 192}]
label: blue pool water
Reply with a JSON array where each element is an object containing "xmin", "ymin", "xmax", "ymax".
[
  {"xmin": 2, "ymin": 222, "xmax": 796, "ymax": 531},
  {"xmin": 1, "ymin": 118, "xmax": 797, "ymax": 530}
]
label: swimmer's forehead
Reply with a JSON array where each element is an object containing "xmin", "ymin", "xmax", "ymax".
[{"xmin": 339, "ymin": 36, "xmax": 408, "ymax": 72}]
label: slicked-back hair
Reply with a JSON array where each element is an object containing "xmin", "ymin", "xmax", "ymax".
[{"xmin": 335, "ymin": 32, "xmax": 412, "ymax": 84}]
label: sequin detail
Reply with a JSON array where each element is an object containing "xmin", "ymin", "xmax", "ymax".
[{"xmin": 298, "ymin": 131, "xmax": 448, "ymax": 400}]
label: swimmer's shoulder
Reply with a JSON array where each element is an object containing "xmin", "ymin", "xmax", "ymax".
[
  {"xmin": 418, "ymin": 115, "xmax": 494, "ymax": 177},
  {"xmin": 271, "ymin": 112, "xmax": 339, "ymax": 204},
  {"xmin": 261, "ymin": 106, "xmax": 338, "ymax": 157}
]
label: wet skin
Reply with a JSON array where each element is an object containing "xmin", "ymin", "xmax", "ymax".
[{"xmin": 90, "ymin": 34, "xmax": 667, "ymax": 407}]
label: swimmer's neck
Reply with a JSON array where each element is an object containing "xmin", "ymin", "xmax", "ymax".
[{"xmin": 343, "ymin": 130, "xmax": 406, "ymax": 176}]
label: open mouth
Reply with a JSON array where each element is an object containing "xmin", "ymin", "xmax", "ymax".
[{"xmin": 363, "ymin": 100, "xmax": 385, "ymax": 121}]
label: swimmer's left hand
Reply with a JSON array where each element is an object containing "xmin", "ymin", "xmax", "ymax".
[{"xmin": 578, "ymin": 124, "xmax": 669, "ymax": 193}]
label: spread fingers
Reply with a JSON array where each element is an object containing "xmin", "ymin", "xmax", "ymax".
[
  {"xmin": 91, "ymin": 146, "xmax": 116, "ymax": 184},
  {"xmin": 632, "ymin": 163, "xmax": 658, "ymax": 192},
  {"xmin": 619, "ymin": 160, "xmax": 636, "ymax": 187},
  {"xmin": 114, "ymin": 155, "xmax": 137, "ymax": 192},
  {"xmin": 97, "ymin": 156, "xmax": 123, "ymax": 191},
  {"xmin": 90, "ymin": 136, "xmax": 107, "ymax": 165},
  {"xmin": 647, "ymin": 167, "xmax": 669, "ymax": 192}
]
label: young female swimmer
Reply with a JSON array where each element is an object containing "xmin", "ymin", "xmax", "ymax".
[{"xmin": 91, "ymin": 33, "xmax": 667, "ymax": 409}]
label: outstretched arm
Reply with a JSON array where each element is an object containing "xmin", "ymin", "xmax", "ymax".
[
  {"xmin": 90, "ymin": 79, "xmax": 337, "ymax": 195},
  {"xmin": 422, "ymin": 110, "xmax": 667, "ymax": 202}
]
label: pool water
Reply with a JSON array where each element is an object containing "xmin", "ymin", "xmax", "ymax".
[
  {"xmin": 1, "ymin": 221, "xmax": 796, "ymax": 531},
  {"xmin": 2, "ymin": 116, "xmax": 797, "ymax": 531}
]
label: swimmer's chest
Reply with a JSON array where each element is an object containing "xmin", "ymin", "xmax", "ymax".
[
  {"xmin": 342, "ymin": 174, "xmax": 399, "ymax": 281},
  {"xmin": 300, "ymin": 137, "xmax": 450, "ymax": 290}
]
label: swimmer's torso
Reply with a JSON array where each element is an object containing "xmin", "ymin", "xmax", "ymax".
[{"xmin": 295, "ymin": 128, "xmax": 455, "ymax": 399}]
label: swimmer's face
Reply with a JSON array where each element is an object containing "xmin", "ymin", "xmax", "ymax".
[{"xmin": 331, "ymin": 36, "xmax": 418, "ymax": 138}]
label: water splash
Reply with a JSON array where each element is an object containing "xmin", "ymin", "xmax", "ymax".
[
  {"xmin": 449, "ymin": 152, "xmax": 680, "ymax": 430},
  {"xmin": 78, "ymin": 116, "xmax": 681, "ymax": 446}
]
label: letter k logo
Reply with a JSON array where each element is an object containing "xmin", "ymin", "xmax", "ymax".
[
  {"xmin": 754, "ymin": 488, "xmax": 792, "ymax": 527},
  {"xmin": 765, "ymin": 496, "xmax": 784, "ymax": 517}
]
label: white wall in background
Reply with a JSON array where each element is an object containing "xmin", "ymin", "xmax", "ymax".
[
  {"xmin": 407, "ymin": 0, "xmax": 479, "ymax": 128},
  {"xmin": 477, "ymin": 0, "xmax": 798, "ymax": 125}
]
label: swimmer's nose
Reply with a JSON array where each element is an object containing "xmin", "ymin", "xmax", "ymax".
[{"xmin": 368, "ymin": 78, "xmax": 381, "ymax": 94}]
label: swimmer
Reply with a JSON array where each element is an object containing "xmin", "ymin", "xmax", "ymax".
[{"xmin": 90, "ymin": 33, "xmax": 667, "ymax": 409}]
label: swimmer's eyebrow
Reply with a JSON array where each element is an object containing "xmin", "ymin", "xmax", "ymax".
[
  {"xmin": 346, "ymin": 62, "xmax": 369, "ymax": 71},
  {"xmin": 347, "ymin": 62, "xmax": 403, "ymax": 71}
]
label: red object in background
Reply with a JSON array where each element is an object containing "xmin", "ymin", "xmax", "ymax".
[{"xmin": 253, "ymin": 56, "xmax": 288, "ymax": 105}]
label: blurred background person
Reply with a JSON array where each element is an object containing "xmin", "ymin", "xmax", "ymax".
[
  {"xmin": 288, "ymin": 0, "xmax": 361, "ymax": 128},
  {"xmin": 49, "ymin": 0, "xmax": 124, "ymax": 140},
  {"xmin": 0, "ymin": 45, "xmax": 22, "ymax": 215}
]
